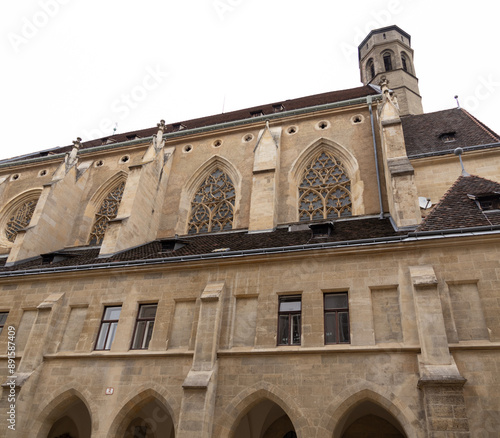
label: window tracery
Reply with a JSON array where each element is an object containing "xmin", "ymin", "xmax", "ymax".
[
  {"xmin": 188, "ymin": 168, "xmax": 235, "ymax": 234},
  {"xmin": 89, "ymin": 181, "xmax": 125, "ymax": 245},
  {"xmin": 299, "ymin": 151, "xmax": 352, "ymax": 221},
  {"xmin": 5, "ymin": 199, "xmax": 38, "ymax": 242}
]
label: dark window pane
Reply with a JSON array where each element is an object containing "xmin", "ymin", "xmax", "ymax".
[
  {"xmin": 291, "ymin": 314, "xmax": 301, "ymax": 345},
  {"xmin": 139, "ymin": 304, "xmax": 157, "ymax": 319},
  {"xmin": 384, "ymin": 54, "xmax": 392, "ymax": 71},
  {"xmin": 278, "ymin": 315, "xmax": 289, "ymax": 345},
  {"xmin": 325, "ymin": 294, "xmax": 348, "ymax": 309},
  {"xmin": 339, "ymin": 312, "xmax": 350, "ymax": 343},
  {"xmin": 325, "ymin": 313, "xmax": 337, "ymax": 344},
  {"xmin": 0, "ymin": 312, "xmax": 8, "ymax": 325}
]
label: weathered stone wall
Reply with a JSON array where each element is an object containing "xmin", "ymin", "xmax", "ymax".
[{"xmin": 0, "ymin": 236, "xmax": 498, "ymax": 436}]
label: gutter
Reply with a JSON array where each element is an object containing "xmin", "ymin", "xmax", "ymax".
[
  {"xmin": 1, "ymin": 226, "xmax": 500, "ymax": 278},
  {"xmin": 0, "ymin": 94, "xmax": 383, "ymax": 169}
]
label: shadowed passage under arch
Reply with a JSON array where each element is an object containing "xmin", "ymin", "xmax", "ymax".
[{"xmin": 233, "ymin": 399, "xmax": 297, "ymax": 438}]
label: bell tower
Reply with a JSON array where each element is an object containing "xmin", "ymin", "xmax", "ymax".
[{"xmin": 359, "ymin": 25, "xmax": 423, "ymax": 115}]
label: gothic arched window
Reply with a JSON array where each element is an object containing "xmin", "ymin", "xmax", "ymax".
[
  {"xmin": 5, "ymin": 198, "xmax": 38, "ymax": 242},
  {"xmin": 383, "ymin": 52, "xmax": 393, "ymax": 71},
  {"xmin": 367, "ymin": 59, "xmax": 375, "ymax": 81},
  {"xmin": 299, "ymin": 151, "xmax": 352, "ymax": 221},
  {"xmin": 401, "ymin": 53, "xmax": 412, "ymax": 73},
  {"xmin": 89, "ymin": 181, "xmax": 125, "ymax": 245},
  {"xmin": 188, "ymin": 168, "xmax": 235, "ymax": 234}
]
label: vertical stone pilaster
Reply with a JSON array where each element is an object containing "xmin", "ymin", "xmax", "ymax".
[
  {"xmin": 248, "ymin": 124, "xmax": 281, "ymax": 232},
  {"xmin": 418, "ymin": 382, "xmax": 470, "ymax": 437},
  {"xmin": 410, "ymin": 265, "xmax": 470, "ymax": 437},
  {"xmin": 13, "ymin": 293, "xmax": 66, "ymax": 435},
  {"xmin": 177, "ymin": 281, "xmax": 225, "ymax": 438}
]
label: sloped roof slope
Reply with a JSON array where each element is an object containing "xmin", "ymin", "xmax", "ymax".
[
  {"xmin": 401, "ymin": 108, "xmax": 500, "ymax": 157},
  {"xmin": 0, "ymin": 217, "xmax": 398, "ymax": 273},
  {"xmin": 1, "ymin": 85, "xmax": 379, "ymax": 163},
  {"xmin": 418, "ymin": 175, "xmax": 500, "ymax": 231}
]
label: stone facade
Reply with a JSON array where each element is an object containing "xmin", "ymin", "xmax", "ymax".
[{"xmin": 0, "ymin": 25, "xmax": 499, "ymax": 438}]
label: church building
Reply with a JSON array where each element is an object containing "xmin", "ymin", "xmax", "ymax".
[{"xmin": 0, "ymin": 25, "xmax": 499, "ymax": 437}]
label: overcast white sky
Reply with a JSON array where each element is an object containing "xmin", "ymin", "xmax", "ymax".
[{"xmin": 1, "ymin": 0, "xmax": 499, "ymax": 161}]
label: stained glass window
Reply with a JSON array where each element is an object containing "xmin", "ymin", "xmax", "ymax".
[
  {"xmin": 299, "ymin": 151, "xmax": 352, "ymax": 221},
  {"xmin": 89, "ymin": 181, "xmax": 125, "ymax": 245},
  {"xmin": 188, "ymin": 168, "xmax": 235, "ymax": 234},
  {"xmin": 5, "ymin": 199, "xmax": 38, "ymax": 242}
]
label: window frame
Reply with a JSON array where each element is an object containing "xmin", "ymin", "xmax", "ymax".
[
  {"xmin": 0, "ymin": 312, "xmax": 8, "ymax": 334},
  {"xmin": 324, "ymin": 292, "xmax": 350, "ymax": 345},
  {"xmin": 277, "ymin": 295, "xmax": 302, "ymax": 346},
  {"xmin": 130, "ymin": 303, "xmax": 158, "ymax": 350},
  {"xmin": 95, "ymin": 305, "xmax": 122, "ymax": 351}
]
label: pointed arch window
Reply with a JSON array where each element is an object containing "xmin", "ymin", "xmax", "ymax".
[
  {"xmin": 383, "ymin": 52, "xmax": 393, "ymax": 71},
  {"xmin": 5, "ymin": 198, "xmax": 38, "ymax": 243},
  {"xmin": 367, "ymin": 59, "xmax": 375, "ymax": 81},
  {"xmin": 401, "ymin": 53, "xmax": 409, "ymax": 72},
  {"xmin": 188, "ymin": 168, "xmax": 235, "ymax": 234},
  {"xmin": 89, "ymin": 181, "xmax": 125, "ymax": 245},
  {"xmin": 299, "ymin": 151, "xmax": 352, "ymax": 221}
]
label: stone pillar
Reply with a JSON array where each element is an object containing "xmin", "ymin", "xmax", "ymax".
[
  {"xmin": 409, "ymin": 265, "xmax": 470, "ymax": 437},
  {"xmin": 248, "ymin": 123, "xmax": 281, "ymax": 232},
  {"xmin": 6, "ymin": 139, "xmax": 90, "ymax": 265},
  {"xmin": 177, "ymin": 281, "xmax": 225, "ymax": 438},
  {"xmin": 378, "ymin": 80, "xmax": 421, "ymax": 229},
  {"xmin": 100, "ymin": 121, "xmax": 175, "ymax": 257},
  {"xmin": 12, "ymin": 293, "xmax": 66, "ymax": 435}
]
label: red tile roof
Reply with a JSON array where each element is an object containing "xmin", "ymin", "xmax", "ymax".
[
  {"xmin": 401, "ymin": 108, "xmax": 500, "ymax": 157},
  {"xmin": 418, "ymin": 175, "xmax": 500, "ymax": 231},
  {"xmin": 0, "ymin": 217, "xmax": 398, "ymax": 273}
]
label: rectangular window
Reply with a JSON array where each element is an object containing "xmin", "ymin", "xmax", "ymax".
[
  {"xmin": 277, "ymin": 296, "xmax": 301, "ymax": 345},
  {"xmin": 131, "ymin": 304, "xmax": 157, "ymax": 350},
  {"xmin": 0, "ymin": 312, "xmax": 8, "ymax": 334},
  {"xmin": 324, "ymin": 293, "xmax": 350, "ymax": 344},
  {"xmin": 95, "ymin": 306, "xmax": 121, "ymax": 350}
]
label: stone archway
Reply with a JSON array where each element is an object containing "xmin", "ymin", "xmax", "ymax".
[
  {"xmin": 46, "ymin": 398, "xmax": 91, "ymax": 438},
  {"xmin": 111, "ymin": 392, "xmax": 175, "ymax": 438},
  {"xmin": 233, "ymin": 399, "xmax": 297, "ymax": 438},
  {"xmin": 336, "ymin": 400, "xmax": 406, "ymax": 438}
]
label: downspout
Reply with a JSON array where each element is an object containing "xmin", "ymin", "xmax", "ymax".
[{"xmin": 368, "ymin": 96, "xmax": 384, "ymax": 219}]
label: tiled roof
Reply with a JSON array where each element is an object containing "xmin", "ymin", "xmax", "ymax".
[
  {"xmin": 0, "ymin": 217, "xmax": 397, "ymax": 273},
  {"xmin": 3, "ymin": 86, "xmax": 379, "ymax": 163},
  {"xmin": 401, "ymin": 108, "xmax": 500, "ymax": 157},
  {"xmin": 418, "ymin": 175, "xmax": 500, "ymax": 231}
]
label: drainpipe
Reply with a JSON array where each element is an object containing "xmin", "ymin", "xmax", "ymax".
[{"xmin": 368, "ymin": 96, "xmax": 384, "ymax": 219}]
